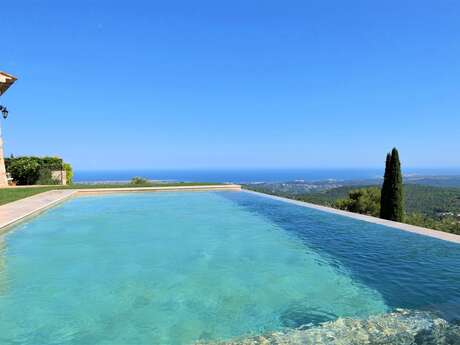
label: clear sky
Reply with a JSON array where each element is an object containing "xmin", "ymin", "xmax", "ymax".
[{"xmin": 1, "ymin": 1, "xmax": 459, "ymax": 170}]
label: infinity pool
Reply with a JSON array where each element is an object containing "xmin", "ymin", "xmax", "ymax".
[{"xmin": 0, "ymin": 191, "xmax": 459, "ymax": 344}]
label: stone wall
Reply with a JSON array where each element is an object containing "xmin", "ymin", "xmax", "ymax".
[{"xmin": 51, "ymin": 170, "xmax": 67, "ymax": 185}]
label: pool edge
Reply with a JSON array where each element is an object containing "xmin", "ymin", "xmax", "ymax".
[
  {"xmin": 76, "ymin": 184, "xmax": 241, "ymax": 195},
  {"xmin": 243, "ymin": 189, "xmax": 460, "ymax": 245},
  {"xmin": 0, "ymin": 190, "xmax": 78, "ymax": 235}
]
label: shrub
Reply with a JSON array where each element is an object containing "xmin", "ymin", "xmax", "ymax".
[
  {"xmin": 7, "ymin": 157, "xmax": 41, "ymax": 185},
  {"xmin": 5, "ymin": 156, "xmax": 72, "ymax": 185},
  {"xmin": 131, "ymin": 176, "xmax": 149, "ymax": 185}
]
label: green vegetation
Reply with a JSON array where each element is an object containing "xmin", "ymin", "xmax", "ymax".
[
  {"xmin": 7, "ymin": 157, "xmax": 41, "ymax": 185},
  {"xmin": 130, "ymin": 176, "xmax": 149, "ymax": 185},
  {"xmin": 63, "ymin": 163, "xmax": 73, "ymax": 184},
  {"xmin": 404, "ymin": 184, "xmax": 460, "ymax": 216},
  {"xmin": 0, "ymin": 181, "xmax": 222, "ymax": 206},
  {"xmin": 5, "ymin": 156, "xmax": 72, "ymax": 185},
  {"xmin": 335, "ymin": 187, "xmax": 381, "ymax": 217},
  {"xmin": 380, "ymin": 148, "xmax": 404, "ymax": 222}
]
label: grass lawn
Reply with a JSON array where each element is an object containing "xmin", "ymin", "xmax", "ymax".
[{"xmin": 0, "ymin": 182, "xmax": 222, "ymax": 206}]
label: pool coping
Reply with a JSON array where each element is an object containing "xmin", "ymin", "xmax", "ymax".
[
  {"xmin": 0, "ymin": 189, "xmax": 79, "ymax": 234},
  {"xmin": 76, "ymin": 184, "xmax": 242, "ymax": 194},
  {"xmin": 243, "ymin": 189, "xmax": 460, "ymax": 245},
  {"xmin": 0, "ymin": 184, "xmax": 241, "ymax": 234}
]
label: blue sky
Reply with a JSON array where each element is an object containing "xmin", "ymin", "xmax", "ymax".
[{"xmin": 1, "ymin": 1, "xmax": 459, "ymax": 170}]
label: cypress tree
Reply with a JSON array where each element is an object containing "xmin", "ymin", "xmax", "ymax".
[
  {"xmin": 388, "ymin": 148, "xmax": 404, "ymax": 222},
  {"xmin": 380, "ymin": 148, "xmax": 404, "ymax": 222},
  {"xmin": 379, "ymin": 153, "xmax": 392, "ymax": 219}
]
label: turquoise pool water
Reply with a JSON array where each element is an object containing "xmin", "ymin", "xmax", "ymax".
[{"xmin": 0, "ymin": 191, "xmax": 459, "ymax": 344}]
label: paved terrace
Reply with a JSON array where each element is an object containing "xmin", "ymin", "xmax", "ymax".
[{"xmin": 0, "ymin": 185, "xmax": 241, "ymax": 233}]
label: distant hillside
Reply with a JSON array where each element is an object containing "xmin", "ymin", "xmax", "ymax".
[
  {"xmin": 405, "ymin": 175, "xmax": 460, "ymax": 188},
  {"xmin": 403, "ymin": 184, "xmax": 460, "ymax": 217}
]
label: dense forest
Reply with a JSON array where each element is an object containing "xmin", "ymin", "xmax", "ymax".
[{"xmin": 244, "ymin": 183, "xmax": 460, "ymax": 234}]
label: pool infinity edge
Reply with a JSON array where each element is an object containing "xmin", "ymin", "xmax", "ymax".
[{"xmin": 243, "ymin": 189, "xmax": 460, "ymax": 245}]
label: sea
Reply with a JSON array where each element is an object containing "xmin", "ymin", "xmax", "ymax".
[{"xmin": 73, "ymin": 168, "xmax": 460, "ymax": 184}]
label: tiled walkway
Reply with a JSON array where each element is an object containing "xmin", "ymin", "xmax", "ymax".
[{"xmin": 0, "ymin": 189, "xmax": 77, "ymax": 232}]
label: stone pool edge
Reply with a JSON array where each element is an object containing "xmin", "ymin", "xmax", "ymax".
[
  {"xmin": 76, "ymin": 184, "xmax": 241, "ymax": 195},
  {"xmin": 0, "ymin": 189, "xmax": 79, "ymax": 234},
  {"xmin": 0, "ymin": 184, "xmax": 241, "ymax": 234},
  {"xmin": 243, "ymin": 189, "xmax": 460, "ymax": 245}
]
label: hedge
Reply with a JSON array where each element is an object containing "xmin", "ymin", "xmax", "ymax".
[{"xmin": 5, "ymin": 156, "xmax": 73, "ymax": 185}]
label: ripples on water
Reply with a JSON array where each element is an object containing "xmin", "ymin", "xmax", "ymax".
[{"xmin": 223, "ymin": 191, "xmax": 460, "ymax": 323}]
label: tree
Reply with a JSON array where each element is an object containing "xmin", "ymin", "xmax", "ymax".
[
  {"xmin": 335, "ymin": 187, "xmax": 381, "ymax": 217},
  {"xmin": 389, "ymin": 148, "xmax": 404, "ymax": 221},
  {"xmin": 380, "ymin": 148, "xmax": 404, "ymax": 222}
]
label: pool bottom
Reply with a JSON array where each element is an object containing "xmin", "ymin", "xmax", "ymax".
[{"xmin": 199, "ymin": 309, "xmax": 460, "ymax": 345}]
